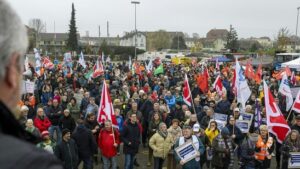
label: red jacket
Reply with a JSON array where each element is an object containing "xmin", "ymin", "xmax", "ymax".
[
  {"xmin": 98, "ymin": 129, "xmax": 120, "ymax": 158},
  {"xmin": 34, "ymin": 116, "xmax": 51, "ymax": 133}
]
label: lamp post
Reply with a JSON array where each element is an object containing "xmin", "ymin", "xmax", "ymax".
[
  {"xmin": 296, "ymin": 7, "xmax": 300, "ymax": 37},
  {"xmin": 131, "ymin": 1, "xmax": 140, "ymax": 60}
]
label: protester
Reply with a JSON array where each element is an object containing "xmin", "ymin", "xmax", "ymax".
[
  {"xmin": 205, "ymin": 120, "xmax": 220, "ymax": 144},
  {"xmin": 67, "ymin": 97, "xmax": 81, "ymax": 121},
  {"xmin": 48, "ymin": 99, "xmax": 63, "ymax": 143},
  {"xmin": 55, "ymin": 129, "xmax": 78, "ymax": 169},
  {"xmin": 281, "ymin": 130, "xmax": 300, "ymax": 169},
  {"xmin": 149, "ymin": 122, "xmax": 173, "ymax": 169},
  {"xmin": 98, "ymin": 120, "xmax": 120, "ymax": 169},
  {"xmin": 37, "ymin": 131, "xmax": 56, "ymax": 154},
  {"xmin": 34, "ymin": 107, "xmax": 52, "ymax": 133},
  {"xmin": 121, "ymin": 113, "xmax": 141, "ymax": 169},
  {"xmin": 211, "ymin": 127, "xmax": 235, "ymax": 169},
  {"xmin": 240, "ymin": 133, "xmax": 259, "ymax": 169},
  {"xmin": 174, "ymin": 125, "xmax": 205, "ymax": 169},
  {"xmin": 167, "ymin": 119, "xmax": 182, "ymax": 144},
  {"xmin": 255, "ymin": 125, "xmax": 274, "ymax": 169},
  {"xmin": 72, "ymin": 119, "xmax": 98, "ymax": 169},
  {"xmin": 59, "ymin": 109, "xmax": 76, "ymax": 133},
  {"xmin": 25, "ymin": 119, "xmax": 41, "ymax": 137}
]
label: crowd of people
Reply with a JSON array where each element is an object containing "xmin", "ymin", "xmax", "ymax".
[
  {"xmin": 15, "ymin": 49, "xmax": 300, "ymax": 169},
  {"xmin": 1, "ymin": 1, "xmax": 300, "ymax": 169}
]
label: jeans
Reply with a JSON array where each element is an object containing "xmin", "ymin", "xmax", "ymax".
[
  {"xmin": 153, "ymin": 157, "xmax": 164, "ymax": 169},
  {"xmin": 102, "ymin": 156, "xmax": 117, "ymax": 169},
  {"xmin": 124, "ymin": 154, "xmax": 135, "ymax": 169},
  {"xmin": 48, "ymin": 125, "xmax": 61, "ymax": 143},
  {"xmin": 78, "ymin": 157, "xmax": 93, "ymax": 169}
]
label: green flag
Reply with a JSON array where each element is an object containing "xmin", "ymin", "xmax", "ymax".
[
  {"xmin": 154, "ymin": 64, "xmax": 164, "ymax": 75},
  {"xmin": 84, "ymin": 70, "xmax": 93, "ymax": 79}
]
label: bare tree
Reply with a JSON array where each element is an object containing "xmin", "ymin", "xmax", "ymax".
[
  {"xmin": 276, "ymin": 27, "xmax": 290, "ymax": 50},
  {"xmin": 29, "ymin": 18, "xmax": 45, "ymax": 34},
  {"xmin": 29, "ymin": 18, "xmax": 45, "ymax": 48}
]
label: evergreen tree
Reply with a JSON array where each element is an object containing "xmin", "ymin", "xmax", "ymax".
[
  {"xmin": 67, "ymin": 3, "xmax": 78, "ymax": 51},
  {"xmin": 171, "ymin": 36, "xmax": 187, "ymax": 50},
  {"xmin": 225, "ymin": 25, "xmax": 239, "ymax": 52}
]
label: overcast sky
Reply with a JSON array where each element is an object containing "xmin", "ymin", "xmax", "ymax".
[{"xmin": 8, "ymin": 0, "xmax": 300, "ymax": 39}]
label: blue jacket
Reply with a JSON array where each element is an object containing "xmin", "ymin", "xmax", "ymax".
[{"xmin": 164, "ymin": 95, "xmax": 176, "ymax": 109}]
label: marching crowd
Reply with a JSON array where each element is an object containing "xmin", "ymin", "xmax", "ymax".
[{"xmin": 1, "ymin": 1, "xmax": 300, "ymax": 169}]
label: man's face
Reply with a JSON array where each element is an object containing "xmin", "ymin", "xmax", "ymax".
[
  {"xmin": 183, "ymin": 129, "xmax": 192, "ymax": 138},
  {"xmin": 64, "ymin": 110, "xmax": 70, "ymax": 117},
  {"xmin": 132, "ymin": 103, "xmax": 138, "ymax": 111},
  {"xmin": 26, "ymin": 121, "xmax": 33, "ymax": 128},
  {"xmin": 37, "ymin": 108, "xmax": 44, "ymax": 117},
  {"xmin": 88, "ymin": 115, "xmax": 95, "ymax": 121},
  {"xmin": 130, "ymin": 114, "xmax": 137, "ymax": 123},
  {"xmin": 229, "ymin": 118, "xmax": 235, "ymax": 125},
  {"xmin": 63, "ymin": 132, "xmax": 71, "ymax": 141},
  {"xmin": 160, "ymin": 124, "xmax": 167, "ymax": 132},
  {"xmin": 105, "ymin": 121, "xmax": 112, "ymax": 131},
  {"xmin": 53, "ymin": 100, "xmax": 58, "ymax": 106},
  {"xmin": 154, "ymin": 103, "xmax": 159, "ymax": 110},
  {"xmin": 296, "ymin": 119, "xmax": 300, "ymax": 126}
]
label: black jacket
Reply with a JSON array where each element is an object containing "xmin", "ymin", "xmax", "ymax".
[
  {"xmin": 121, "ymin": 120, "xmax": 141, "ymax": 155},
  {"xmin": 72, "ymin": 126, "xmax": 98, "ymax": 159},
  {"xmin": 48, "ymin": 105, "xmax": 63, "ymax": 126},
  {"xmin": 59, "ymin": 115, "xmax": 76, "ymax": 133},
  {"xmin": 55, "ymin": 139, "xmax": 78, "ymax": 169},
  {"xmin": 0, "ymin": 101, "xmax": 62, "ymax": 169}
]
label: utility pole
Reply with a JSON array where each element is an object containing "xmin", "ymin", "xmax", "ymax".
[
  {"xmin": 131, "ymin": 1, "xmax": 140, "ymax": 60},
  {"xmin": 295, "ymin": 7, "xmax": 300, "ymax": 51},
  {"xmin": 107, "ymin": 21, "xmax": 109, "ymax": 37}
]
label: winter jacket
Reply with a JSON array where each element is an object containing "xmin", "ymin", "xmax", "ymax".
[
  {"xmin": 240, "ymin": 136, "xmax": 256, "ymax": 168},
  {"xmin": 98, "ymin": 129, "xmax": 120, "ymax": 158},
  {"xmin": 167, "ymin": 126, "xmax": 182, "ymax": 144},
  {"xmin": 25, "ymin": 126, "xmax": 41, "ymax": 138},
  {"xmin": 0, "ymin": 101, "xmax": 62, "ymax": 169},
  {"xmin": 226, "ymin": 124, "xmax": 244, "ymax": 145},
  {"xmin": 148, "ymin": 120, "xmax": 162, "ymax": 137},
  {"xmin": 121, "ymin": 120, "xmax": 141, "ymax": 155},
  {"xmin": 59, "ymin": 115, "xmax": 76, "ymax": 133},
  {"xmin": 215, "ymin": 100, "xmax": 231, "ymax": 115},
  {"xmin": 149, "ymin": 132, "xmax": 173, "ymax": 159},
  {"xmin": 67, "ymin": 103, "xmax": 80, "ymax": 117},
  {"xmin": 72, "ymin": 125, "xmax": 98, "ymax": 159},
  {"xmin": 205, "ymin": 128, "xmax": 219, "ymax": 144},
  {"xmin": 116, "ymin": 115, "xmax": 124, "ymax": 132},
  {"xmin": 48, "ymin": 105, "xmax": 63, "ymax": 126},
  {"xmin": 34, "ymin": 116, "xmax": 52, "ymax": 133},
  {"xmin": 164, "ymin": 95, "xmax": 176, "ymax": 109},
  {"xmin": 85, "ymin": 104, "xmax": 98, "ymax": 117},
  {"xmin": 200, "ymin": 115, "xmax": 212, "ymax": 129},
  {"xmin": 55, "ymin": 139, "xmax": 78, "ymax": 169}
]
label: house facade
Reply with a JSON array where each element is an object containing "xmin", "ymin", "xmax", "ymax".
[{"xmin": 120, "ymin": 31, "xmax": 146, "ymax": 51}]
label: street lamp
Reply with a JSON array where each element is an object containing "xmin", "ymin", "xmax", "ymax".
[
  {"xmin": 295, "ymin": 7, "xmax": 300, "ymax": 51},
  {"xmin": 131, "ymin": 1, "xmax": 140, "ymax": 60}
]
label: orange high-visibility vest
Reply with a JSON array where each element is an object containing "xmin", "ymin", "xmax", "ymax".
[{"xmin": 255, "ymin": 135, "xmax": 273, "ymax": 161}]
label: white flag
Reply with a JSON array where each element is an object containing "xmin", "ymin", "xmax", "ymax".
[
  {"xmin": 79, "ymin": 51, "xmax": 86, "ymax": 69},
  {"xmin": 279, "ymin": 73, "xmax": 293, "ymax": 111},
  {"xmin": 146, "ymin": 58, "xmax": 153, "ymax": 73},
  {"xmin": 235, "ymin": 60, "xmax": 251, "ymax": 108}
]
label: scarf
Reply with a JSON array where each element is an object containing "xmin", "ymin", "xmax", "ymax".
[
  {"xmin": 215, "ymin": 135, "xmax": 234, "ymax": 168},
  {"xmin": 158, "ymin": 130, "xmax": 168, "ymax": 139}
]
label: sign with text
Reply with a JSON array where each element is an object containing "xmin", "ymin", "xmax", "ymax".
[
  {"xmin": 175, "ymin": 141, "xmax": 198, "ymax": 164},
  {"xmin": 235, "ymin": 120, "xmax": 251, "ymax": 133},
  {"xmin": 22, "ymin": 80, "xmax": 35, "ymax": 94},
  {"xmin": 289, "ymin": 152, "xmax": 300, "ymax": 168},
  {"xmin": 240, "ymin": 112, "xmax": 253, "ymax": 122}
]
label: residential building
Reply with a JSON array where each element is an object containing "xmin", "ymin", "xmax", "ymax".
[
  {"xmin": 38, "ymin": 33, "xmax": 73, "ymax": 55},
  {"xmin": 206, "ymin": 29, "xmax": 228, "ymax": 40},
  {"xmin": 79, "ymin": 36, "xmax": 120, "ymax": 46},
  {"xmin": 249, "ymin": 37, "xmax": 273, "ymax": 48},
  {"xmin": 185, "ymin": 38, "xmax": 196, "ymax": 48},
  {"xmin": 120, "ymin": 31, "xmax": 146, "ymax": 51}
]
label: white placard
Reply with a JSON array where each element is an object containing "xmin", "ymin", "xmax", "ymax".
[
  {"xmin": 289, "ymin": 152, "xmax": 300, "ymax": 168},
  {"xmin": 214, "ymin": 113, "xmax": 228, "ymax": 122},
  {"xmin": 240, "ymin": 112, "xmax": 253, "ymax": 122},
  {"xmin": 175, "ymin": 141, "xmax": 198, "ymax": 164},
  {"xmin": 22, "ymin": 80, "xmax": 35, "ymax": 94},
  {"xmin": 235, "ymin": 120, "xmax": 250, "ymax": 133}
]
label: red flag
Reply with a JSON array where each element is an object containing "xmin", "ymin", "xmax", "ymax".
[
  {"xmin": 93, "ymin": 59, "xmax": 104, "ymax": 78},
  {"xmin": 183, "ymin": 74, "xmax": 192, "ymax": 106},
  {"xmin": 291, "ymin": 71, "xmax": 296, "ymax": 86},
  {"xmin": 43, "ymin": 57, "xmax": 54, "ymax": 69},
  {"xmin": 197, "ymin": 70, "xmax": 208, "ymax": 93},
  {"xmin": 97, "ymin": 80, "xmax": 118, "ymax": 128},
  {"xmin": 213, "ymin": 75, "xmax": 224, "ymax": 96},
  {"xmin": 274, "ymin": 66, "xmax": 292, "ymax": 80},
  {"xmin": 263, "ymin": 81, "xmax": 290, "ymax": 143},
  {"xmin": 245, "ymin": 61, "xmax": 255, "ymax": 79},
  {"xmin": 292, "ymin": 90, "xmax": 300, "ymax": 113},
  {"xmin": 255, "ymin": 64, "xmax": 262, "ymax": 84}
]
